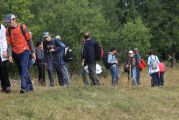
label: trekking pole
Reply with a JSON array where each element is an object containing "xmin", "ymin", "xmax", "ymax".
[{"xmin": 128, "ymin": 65, "xmax": 132, "ymax": 90}]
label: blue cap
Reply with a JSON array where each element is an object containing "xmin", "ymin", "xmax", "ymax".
[
  {"xmin": 43, "ymin": 32, "xmax": 50, "ymax": 38},
  {"xmin": 5, "ymin": 14, "xmax": 16, "ymax": 23}
]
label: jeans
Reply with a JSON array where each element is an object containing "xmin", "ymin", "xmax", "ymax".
[
  {"xmin": 132, "ymin": 67, "xmax": 137, "ymax": 85},
  {"xmin": 87, "ymin": 62, "xmax": 100, "ymax": 85},
  {"xmin": 110, "ymin": 64, "xmax": 119, "ymax": 86},
  {"xmin": 47, "ymin": 59, "xmax": 64, "ymax": 86},
  {"xmin": 151, "ymin": 72, "xmax": 160, "ymax": 86},
  {"xmin": 0, "ymin": 59, "xmax": 11, "ymax": 90},
  {"xmin": 60, "ymin": 64, "xmax": 70, "ymax": 86},
  {"xmin": 81, "ymin": 67, "xmax": 90, "ymax": 86},
  {"xmin": 160, "ymin": 72, "xmax": 164, "ymax": 86},
  {"xmin": 13, "ymin": 50, "xmax": 33, "ymax": 91},
  {"xmin": 136, "ymin": 67, "xmax": 141, "ymax": 85}
]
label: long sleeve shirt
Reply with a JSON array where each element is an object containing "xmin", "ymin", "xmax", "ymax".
[
  {"xmin": 0, "ymin": 24, "xmax": 8, "ymax": 61},
  {"xmin": 107, "ymin": 52, "xmax": 117, "ymax": 65}
]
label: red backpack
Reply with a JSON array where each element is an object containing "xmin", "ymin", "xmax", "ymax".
[{"xmin": 139, "ymin": 59, "xmax": 146, "ymax": 71}]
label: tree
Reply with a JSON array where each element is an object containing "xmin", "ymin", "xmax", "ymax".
[{"xmin": 120, "ymin": 17, "xmax": 151, "ymax": 56}]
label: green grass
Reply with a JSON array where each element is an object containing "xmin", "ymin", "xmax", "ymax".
[{"xmin": 0, "ymin": 67, "xmax": 179, "ymax": 120}]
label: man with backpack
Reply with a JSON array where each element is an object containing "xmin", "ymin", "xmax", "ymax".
[
  {"xmin": 82, "ymin": 32, "xmax": 100, "ymax": 86},
  {"xmin": 55, "ymin": 35, "xmax": 70, "ymax": 86},
  {"xmin": 0, "ymin": 23, "xmax": 11, "ymax": 93},
  {"xmin": 107, "ymin": 47, "xmax": 119, "ymax": 86},
  {"xmin": 5, "ymin": 14, "xmax": 36, "ymax": 93},
  {"xmin": 43, "ymin": 32, "xmax": 67, "ymax": 87},
  {"xmin": 147, "ymin": 51, "xmax": 161, "ymax": 87}
]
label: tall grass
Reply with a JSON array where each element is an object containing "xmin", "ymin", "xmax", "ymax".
[{"xmin": 0, "ymin": 67, "xmax": 179, "ymax": 120}]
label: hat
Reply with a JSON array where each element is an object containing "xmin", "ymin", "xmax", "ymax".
[
  {"xmin": 128, "ymin": 50, "xmax": 133, "ymax": 54},
  {"xmin": 55, "ymin": 35, "xmax": 61, "ymax": 40},
  {"xmin": 5, "ymin": 14, "xmax": 16, "ymax": 23},
  {"xmin": 43, "ymin": 32, "xmax": 50, "ymax": 38}
]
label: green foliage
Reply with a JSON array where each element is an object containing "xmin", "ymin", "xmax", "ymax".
[{"xmin": 120, "ymin": 17, "xmax": 151, "ymax": 55}]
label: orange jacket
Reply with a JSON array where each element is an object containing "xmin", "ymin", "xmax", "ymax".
[{"xmin": 6, "ymin": 23, "xmax": 31, "ymax": 54}]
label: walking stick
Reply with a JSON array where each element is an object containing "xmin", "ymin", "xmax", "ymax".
[{"xmin": 128, "ymin": 65, "xmax": 132, "ymax": 90}]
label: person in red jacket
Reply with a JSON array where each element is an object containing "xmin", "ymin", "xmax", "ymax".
[
  {"xmin": 5, "ymin": 14, "xmax": 36, "ymax": 93},
  {"xmin": 158, "ymin": 60, "xmax": 166, "ymax": 86}
]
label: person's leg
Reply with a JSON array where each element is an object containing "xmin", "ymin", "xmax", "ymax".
[
  {"xmin": 88, "ymin": 62, "xmax": 100, "ymax": 85},
  {"xmin": 60, "ymin": 64, "xmax": 70, "ymax": 86},
  {"xmin": 160, "ymin": 72, "xmax": 164, "ymax": 86},
  {"xmin": 17, "ymin": 51, "xmax": 33, "ymax": 92},
  {"xmin": 47, "ymin": 60, "xmax": 54, "ymax": 86},
  {"xmin": 110, "ymin": 65, "xmax": 117, "ymax": 86},
  {"xmin": 81, "ymin": 67, "xmax": 90, "ymax": 86},
  {"xmin": 155, "ymin": 72, "xmax": 161, "ymax": 86},
  {"xmin": 136, "ymin": 67, "xmax": 141, "ymax": 85},
  {"xmin": 54, "ymin": 61, "xmax": 65, "ymax": 86},
  {"xmin": 0, "ymin": 59, "xmax": 11, "ymax": 92},
  {"xmin": 42, "ymin": 64, "xmax": 46, "ymax": 86},
  {"xmin": 116, "ymin": 67, "xmax": 119, "ymax": 84},
  {"xmin": 151, "ymin": 73, "xmax": 158, "ymax": 87},
  {"xmin": 132, "ymin": 67, "xmax": 137, "ymax": 86}
]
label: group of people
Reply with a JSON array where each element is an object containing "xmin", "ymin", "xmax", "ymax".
[
  {"xmin": 0, "ymin": 14, "xmax": 166, "ymax": 94},
  {"xmin": 0, "ymin": 14, "xmax": 70, "ymax": 94}
]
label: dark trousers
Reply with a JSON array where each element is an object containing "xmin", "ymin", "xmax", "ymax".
[
  {"xmin": 13, "ymin": 50, "xmax": 33, "ymax": 91},
  {"xmin": 0, "ymin": 58, "xmax": 11, "ymax": 90},
  {"xmin": 151, "ymin": 72, "xmax": 161, "ymax": 86},
  {"xmin": 47, "ymin": 59, "xmax": 64, "ymax": 86},
  {"xmin": 136, "ymin": 67, "xmax": 141, "ymax": 85},
  {"xmin": 37, "ymin": 63, "xmax": 45, "ymax": 85},
  {"xmin": 87, "ymin": 62, "xmax": 100, "ymax": 85},
  {"xmin": 160, "ymin": 72, "xmax": 164, "ymax": 86}
]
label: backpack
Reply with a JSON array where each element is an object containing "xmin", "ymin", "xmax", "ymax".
[
  {"xmin": 138, "ymin": 59, "xmax": 146, "ymax": 71},
  {"xmin": 52, "ymin": 39, "xmax": 73, "ymax": 62},
  {"xmin": 8, "ymin": 23, "xmax": 26, "ymax": 38},
  {"xmin": 63, "ymin": 47, "xmax": 73, "ymax": 62},
  {"xmin": 102, "ymin": 52, "xmax": 111, "ymax": 69},
  {"xmin": 150, "ymin": 56, "xmax": 158, "ymax": 70},
  {"xmin": 95, "ymin": 42, "xmax": 104, "ymax": 60}
]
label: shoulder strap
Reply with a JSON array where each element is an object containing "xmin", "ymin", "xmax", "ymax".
[
  {"xmin": 8, "ymin": 23, "xmax": 26, "ymax": 38},
  {"xmin": 20, "ymin": 23, "xmax": 26, "ymax": 37}
]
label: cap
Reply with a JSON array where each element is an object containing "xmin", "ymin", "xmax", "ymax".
[
  {"xmin": 43, "ymin": 32, "xmax": 50, "ymax": 38},
  {"xmin": 134, "ymin": 48, "xmax": 138, "ymax": 51},
  {"xmin": 128, "ymin": 50, "xmax": 133, "ymax": 54},
  {"xmin": 5, "ymin": 14, "xmax": 16, "ymax": 23},
  {"xmin": 55, "ymin": 35, "xmax": 61, "ymax": 40}
]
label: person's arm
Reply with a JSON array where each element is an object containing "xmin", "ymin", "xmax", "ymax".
[
  {"xmin": 147, "ymin": 56, "xmax": 151, "ymax": 66},
  {"xmin": 1, "ymin": 25, "xmax": 8, "ymax": 58},
  {"xmin": 6, "ymin": 27, "xmax": 13, "ymax": 63},
  {"xmin": 23, "ymin": 24, "xmax": 36, "ymax": 59}
]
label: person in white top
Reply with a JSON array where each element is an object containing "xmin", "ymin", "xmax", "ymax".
[
  {"xmin": 0, "ymin": 24, "xmax": 11, "ymax": 93},
  {"xmin": 147, "ymin": 51, "xmax": 161, "ymax": 87}
]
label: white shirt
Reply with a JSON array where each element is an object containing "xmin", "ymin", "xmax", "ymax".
[
  {"xmin": 0, "ymin": 24, "xmax": 8, "ymax": 61},
  {"xmin": 147, "ymin": 55, "xmax": 160, "ymax": 74}
]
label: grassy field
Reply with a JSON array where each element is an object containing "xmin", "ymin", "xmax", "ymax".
[{"xmin": 0, "ymin": 67, "xmax": 179, "ymax": 120}]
